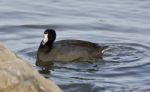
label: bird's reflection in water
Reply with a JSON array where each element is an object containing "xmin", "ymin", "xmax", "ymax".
[{"xmin": 37, "ymin": 62, "xmax": 54, "ymax": 78}]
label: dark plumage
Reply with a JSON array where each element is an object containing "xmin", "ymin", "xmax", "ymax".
[{"xmin": 36, "ymin": 29, "xmax": 107, "ymax": 68}]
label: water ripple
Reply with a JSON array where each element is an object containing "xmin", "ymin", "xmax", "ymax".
[{"xmin": 1, "ymin": 0, "xmax": 150, "ymax": 91}]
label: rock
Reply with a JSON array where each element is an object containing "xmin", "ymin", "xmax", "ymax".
[{"xmin": 0, "ymin": 42, "xmax": 62, "ymax": 92}]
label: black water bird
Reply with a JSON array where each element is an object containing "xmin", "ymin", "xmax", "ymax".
[{"xmin": 36, "ymin": 29, "xmax": 108, "ymax": 69}]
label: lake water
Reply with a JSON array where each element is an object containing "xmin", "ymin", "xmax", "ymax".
[{"xmin": 0, "ymin": 0, "xmax": 150, "ymax": 92}]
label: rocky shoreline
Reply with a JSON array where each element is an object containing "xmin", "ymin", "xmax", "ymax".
[{"xmin": 0, "ymin": 42, "xmax": 62, "ymax": 92}]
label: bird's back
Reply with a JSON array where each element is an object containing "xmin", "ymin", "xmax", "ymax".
[{"xmin": 42, "ymin": 40, "xmax": 105, "ymax": 62}]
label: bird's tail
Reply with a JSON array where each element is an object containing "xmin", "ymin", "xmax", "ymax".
[{"xmin": 101, "ymin": 46, "xmax": 109, "ymax": 54}]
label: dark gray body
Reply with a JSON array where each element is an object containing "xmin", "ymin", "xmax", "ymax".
[{"xmin": 36, "ymin": 40, "xmax": 106, "ymax": 67}]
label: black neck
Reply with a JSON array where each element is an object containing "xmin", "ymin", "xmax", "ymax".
[{"xmin": 39, "ymin": 41, "xmax": 53, "ymax": 52}]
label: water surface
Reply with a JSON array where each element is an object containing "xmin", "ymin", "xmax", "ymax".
[{"xmin": 0, "ymin": 0, "xmax": 150, "ymax": 92}]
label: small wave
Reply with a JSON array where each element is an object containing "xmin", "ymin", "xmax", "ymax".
[
  {"xmin": 59, "ymin": 82, "xmax": 146, "ymax": 92},
  {"xmin": 104, "ymin": 43, "xmax": 148, "ymax": 63},
  {"xmin": 18, "ymin": 47, "xmax": 37, "ymax": 57}
]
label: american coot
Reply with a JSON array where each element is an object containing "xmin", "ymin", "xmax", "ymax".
[{"xmin": 36, "ymin": 29, "xmax": 107, "ymax": 68}]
